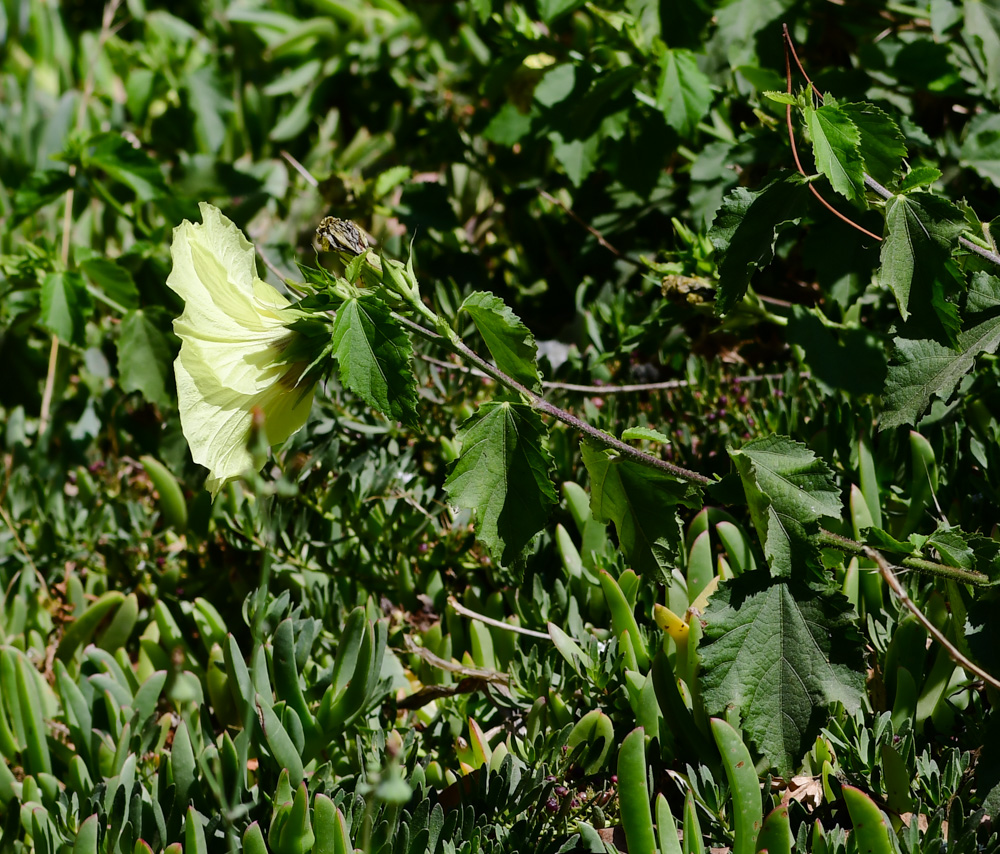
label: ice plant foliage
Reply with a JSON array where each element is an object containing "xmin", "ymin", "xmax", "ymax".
[{"xmin": 167, "ymin": 203, "xmax": 324, "ymax": 495}]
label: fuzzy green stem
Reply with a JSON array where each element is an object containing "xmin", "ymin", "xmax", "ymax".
[{"xmin": 817, "ymin": 528, "xmax": 990, "ymax": 587}]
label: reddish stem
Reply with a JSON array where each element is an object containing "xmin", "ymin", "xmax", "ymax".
[{"xmin": 782, "ymin": 25, "xmax": 883, "ymax": 243}]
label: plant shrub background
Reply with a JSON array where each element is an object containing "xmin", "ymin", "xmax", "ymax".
[{"xmin": 2, "ymin": 1, "xmax": 1000, "ymax": 852}]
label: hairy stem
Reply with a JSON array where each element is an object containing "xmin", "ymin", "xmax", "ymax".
[
  {"xmin": 818, "ymin": 529, "xmax": 990, "ymax": 587},
  {"xmin": 393, "ymin": 312, "xmax": 712, "ymax": 485},
  {"xmin": 865, "ymin": 547, "xmax": 1000, "ymax": 690}
]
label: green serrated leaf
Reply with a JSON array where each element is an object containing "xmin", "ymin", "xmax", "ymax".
[
  {"xmin": 700, "ymin": 576, "xmax": 865, "ymax": 776},
  {"xmin": 928, "ymin": 527, "xmax": 975, "ymax": 569},
  {"xmin": 968, "ymin": 271, "xmax": 1000, "ymax": 314},
  {"xmin": 805, "ymin": 103, "xmax": 865, "ymax": 201},
  {"xmin": 444, "ymin": 402, "xmax": 556, "ymax": 565},
  {"xmin": 709, "ymin": 173, "xmax": 809, "ymax": 315},
  {"xmin": 880, "ymin": 316, "xmax": 1000, "ymax": 430},
  {"xmin": 729, "ymin": 435, "xmax": 841, "ymax": 580},
  {"xmin": 621, "ymin": 426, "xmax": 670, "ymax": 445},
  {"xmin": 460, "ymin": 291, "xmax": 541, "ymax": 391},
  {"xmin": 41, "ymin": 271, "xmax": 92, "ymax": 346},
  {"xmin": 373, "ymin": 165, "xmax": 411, "ymax": 200},
  {"xmin": 763, "ymin": 90, "xmax": 798, "ymax": 106},
  {"xmin": 840, "ymin": 102, "xmax": 906, "ymax": 188},
  {"xmin": 581, "ymin": 440, "xmax": 702, "ymax": 576},
  {"xmin": 863, "ymin": 526, "xmax": 917, "ymax": 555},
  {"xmin": 657, "ymin": 49, "xmax": 713, "ymax": 137},
  {"xmin": 117, "ymin": 310, "xmax": 174, "ymax": 407},
  {"xmin": 899, "ymin": 166, "xmax": 942, "ymax": 193},
  {"xmin": 330, "ymin": 295, "xmax": 418, "ymax": 426},
  {"xmin": 877, "ymin": 193, "xmax": 964, "ymax": 320}
]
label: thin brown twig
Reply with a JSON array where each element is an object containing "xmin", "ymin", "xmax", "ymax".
[
  {"xmin": 420, "ymin": 352, "xmax": 809, "ymax": 394},
  {"xmin": 783, "ymin": 24, "xmax": 824, "ymax": 101},
  {"xmin": 447, "ymin": 596, "xmax": 551, "ymax": 639},
  {"xmin": 281, "ymin": 150, "xmax": 320, "ymax": 189},
  {"xmin": 782, "ymin": 28, "xmax": 883, "ymax": 243},
  {"xmin": 537, "ymin": 188, "xmax": 629, "ymax": 261},
  {"xmin": 40, "ymin": 0, "xmax": 123, "ymax": 434},
  {"xmin": 864, "ymin": 547, "xmax": 1000, "ymax": 691}
]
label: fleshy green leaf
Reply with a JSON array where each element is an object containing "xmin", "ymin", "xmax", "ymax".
[
  {"xmin": 460, "ymin": 292, "xmax": 541, "ymax": 391},
  {"xmin": 657, "ymin": 49, "xmax": 713, "ymax": 137},
  {"xmin": 729, "ymin": 435, "xmax": 841, "ymax": 580},
  {"xmin": 899, "ymin": 166, "xmax": 942, "ymax": 193},
  {"xmin": 709, "ymin": 172, "xmax": 809, "ymax": 314},
  {"xmin": 581, "ymin": 440, "xmax": 702, "ymax": 576},
  {"xmin": 805, "ymin": 103, "xmax": 865, "ymax": 201},
  {"xmin": 701, "ymin": 576, "xmax": 865, "ymax": 776},
  {"xmin": 330, "ymin": 295, "xmax": 418, "ymax": 427},
  {"xmin": 117, "ymin": 310, "xmax": 175, "ymax": 408},
  {"xmin": 444, "ymin": 402, "xmax": 557, "ymax": 565},
  {"xmin": 840, "ymin": 102, "xmax": 907, "ymax": 188},
  {"xmin": 40, "ymin": 271, "xmax": 92, "ymax": 346},
  {"xmin": 877, "ymin": 193, "xmax": 964, "ymax": 320},
  {"xmin": 880, "ymin": 316, "xmax": 1000, "ymax": 430}
]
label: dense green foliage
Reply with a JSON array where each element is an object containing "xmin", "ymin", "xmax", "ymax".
[{"xmin": 3, "ymin": 1, "xmax": 1000, "ymax": 853}]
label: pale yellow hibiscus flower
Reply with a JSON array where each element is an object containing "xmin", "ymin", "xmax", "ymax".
[{"xmin": 168, "ymin": 203, "xmax": 323, "ymax": 495}]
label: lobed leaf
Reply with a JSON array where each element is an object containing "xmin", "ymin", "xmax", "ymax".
[
  {"xmin": 330, "ymin": 295, "xmax": 418, "ymax": 426},
  {"xmin": 729, "ymin": 435, "xmax": 841, "ymax": 581},
  {"xmin": 805, "ymin": 103, "xmax": 865, "ymax": 201},
  {"xmin": 709, "ymin": 173, "xmax": 809, "ymax": 314},
  {"xmin": 581, "ymin": 440, "xmax": 702, "ymax": 576},
  {"xmin": 117, "ymin": 310, "xmax": 175, "ymax": 408},
  {"xmin": 444, "ymin": 401, "xmax": 557, "ymax": 565},
  {"xmin": 700, "ymin": 576, "xmax": 865, "ymax": 776},
  {"xmin": 880, "ymin": 315, "xmax": 1000, "ymax": 430},
  {"xmin": 877, "ymin": 193, "xmax": 964, "ymax": 320},
  {"xmin": 460, "ymin": 291, "xmax": 541, "ymax": 391}
]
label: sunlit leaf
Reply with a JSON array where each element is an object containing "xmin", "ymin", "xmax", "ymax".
[
  {"xmin": 460, "ymin": 292, "xmax": 541, "ymax": 391},
  {"xmin": 330, "ymin": 296, "xmax": 418, "ymax": 427},
  {"xmin": 729, "ymin": 435, "xmax": 841, "ymax": 581},
  {"xmin": 701, "ymin": 576, "xmax": 865, "ymax": 776},
  {"xmin": 805, "ymin": 103, "xmax": 865, "ymax": 201},
  {"xmin": 40, "ymin": 272, "xmax": 91, "ymax": 346},
  {"xmin": 581, "ymin": 440, "xmax": 702, "ymax": 575},
  {"xmin": 657, "ymin": 49, "xmax": 713, "ymax": 137},
  {"xmin": 880, "ymin": 316, "xmax": 1000, "ymax": 430},
  {"xmin": 877, "ymin": 193, "xmax": 964, "ymax": 320},
  {"xmin": 444, "ymin": 401, "xmax": 556, "ymax": 565}
]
